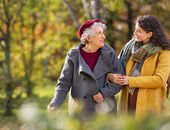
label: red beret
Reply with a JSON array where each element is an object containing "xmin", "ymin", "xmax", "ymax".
[{"xmin": 78, "ymin": 19, "xmax": 104, "ymax": 38}]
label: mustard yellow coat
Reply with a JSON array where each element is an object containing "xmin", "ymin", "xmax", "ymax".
[{"xmin": 118, "ymin": 50, "xmax": 170, "ymax": 117}]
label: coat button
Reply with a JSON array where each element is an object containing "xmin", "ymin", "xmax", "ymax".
[
  {"xmin": 83, "ymin": 78, "xmax": 86, "ymax": 80},
  {"xmin": 83, "ymin": 96, "xmax": 86, "ymax": 99}
]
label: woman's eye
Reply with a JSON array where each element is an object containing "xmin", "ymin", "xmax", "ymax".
[{"xmin": 137, "ymin": 29, "xmax": 141, "ymax": 33}]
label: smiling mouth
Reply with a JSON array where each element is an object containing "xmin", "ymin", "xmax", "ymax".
[{"xmin": 100, "ymin": 39, "xmax": 104, "ymax": 43}]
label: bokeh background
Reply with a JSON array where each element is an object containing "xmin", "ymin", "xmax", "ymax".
[{"xmin": 0, "ymin": 0, "xmax": 170, "ymax": 129}]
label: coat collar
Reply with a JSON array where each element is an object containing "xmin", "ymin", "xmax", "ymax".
[
  {"xmin": 93, "ymin": 54, "xmax": 111, "ymax": 79},
  {"xmin": 69, "ymin": 43, "xmax": 112, "ymax": 80},
  {"xmin": 78, "ymin": 54, "xmax": 96, "ymax": 79}
]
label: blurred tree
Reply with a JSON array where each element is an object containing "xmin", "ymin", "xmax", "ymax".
[
  {"xmin": 82, "ymin": 0, "xmax": 102, "ymax": 19},
  {"xmin": 17, "ymin": 0, "xmax": 45, "ymax": 96},
  {"xmin": 0, "ymin": 0, "xmax": 25, "ymax": 116},
  {"xmin": 64, "ymin": 0, "xmax": 80, "ymax": 29}
]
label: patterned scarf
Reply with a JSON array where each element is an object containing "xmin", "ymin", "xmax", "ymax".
[{"xmin": 119, "ymin": 39, "xmax": 162, "ymax": 95}]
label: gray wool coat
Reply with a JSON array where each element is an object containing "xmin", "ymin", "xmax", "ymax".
[{"xmin": 49, "ymin": 43, "xmax": 125, "ymax": 116}]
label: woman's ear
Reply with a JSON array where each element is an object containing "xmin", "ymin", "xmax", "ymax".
[
  {"xmin": 148, "ymin": 31, "xmax": 153, "ymax": 38},
  {"xmin": 86, "ymin": 35, "xmax": 91, "ymax": 42}
]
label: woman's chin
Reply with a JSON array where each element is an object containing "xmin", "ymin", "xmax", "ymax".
[
  {"xmin": 96, "ymin": 42, "xmax": 104, "ymax": 49},
  {"xmin": 100, "ymin": 43, "xmax": 104, "ymax": 47},
  {"xmin": 136, "ymin": 39, "xmax": 142, "ymax": 42}
]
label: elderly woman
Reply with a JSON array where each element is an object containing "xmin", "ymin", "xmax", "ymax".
[
  {"xmin": 108, "ymin": 15, "xmax": 170, "ymax": 117},
  {"xmin": 47, "ymin": 20, "xmax": 124, "ymax": 117}
]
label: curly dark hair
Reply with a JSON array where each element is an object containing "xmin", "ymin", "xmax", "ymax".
[{"xmin": 136, "ymin": 15, "xmax": 170, "ymax": 50}]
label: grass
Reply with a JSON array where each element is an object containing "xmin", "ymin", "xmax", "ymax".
[
  {"xmin": 0, "ymin": 83, "xmax": 170, "ymax": 129},
  {"xmin": 0, "ymin": 82, "xmax": 69, "ymax": 129}
]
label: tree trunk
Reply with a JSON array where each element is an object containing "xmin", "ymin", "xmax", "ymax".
[
  {"xmin": 43, "ymin": 58, "xmax": 48, "ymax": 78},
  {"xmin": 64, "ymin": 0, "xmax": 80, "ymax": 29},
  {"xmin": 91, "ymin": 0, "xmax": 101, "ymax": 19},
  {"xmin": 26, "ymin": 14, "xmax": 37, "ymax": 96},
  {"xmin": 82, "ymin": 0, "xmax": 93, "ymax": 19},
  {"xmin": 124, "ymin": 0, "xmax": 133, "ymax": 40},
  {"xmin": 4, "ymin": 37, "xmax": 13, "ymax": 116},
  {"xmin": 82, "ymin": 0, "xmax": 102, "ymax": 19}
]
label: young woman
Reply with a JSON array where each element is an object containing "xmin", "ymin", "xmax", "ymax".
[{"xmin": 108, "ymin": 15, "xmax": 170, "ymax": 117}]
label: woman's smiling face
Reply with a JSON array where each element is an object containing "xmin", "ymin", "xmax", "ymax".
[
  {"xmin": 88, "ymin": 26, "xmax": 105, "ymax": 49},
  {"xmin": 133, "ymin": 22, "xmax": 152, "ymax": 43}
]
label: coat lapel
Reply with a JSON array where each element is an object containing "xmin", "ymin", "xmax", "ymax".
[
  {"xmin": 93, "ymin": 54, "xmax": 110, "ymax": 79},
  {"xmin": 78, "ymin": 54, "xmax": 96, "ymax": 80},
  {"xmin": 78, "ymin": 44, "xmax": 111, "ymax": 80}
]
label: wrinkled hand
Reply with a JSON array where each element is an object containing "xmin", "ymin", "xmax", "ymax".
[
  {"xmin": 47, "ymin": 105, "xmax": 56, "ymax": 112},
  {"xmin": 108, "ymin": 73, "xmax": 123, "ymax": 85},
  {"xmin": 93, "ymin": 92, "xmax": 104, "ymax": 103}
]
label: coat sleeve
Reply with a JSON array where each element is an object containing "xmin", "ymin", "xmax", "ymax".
[
  {"xmin": 49, "ymin": 55, "xmax": 73, "ymax": 108},
  {"xmin": 100, "ymin": 50, "xmax": 125, "ymax": 98},
  {"xmin": 129, "ymin": 50, "xmax": 170, "ymax": 89}
]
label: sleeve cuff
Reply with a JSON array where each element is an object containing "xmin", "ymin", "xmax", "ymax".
[{"xmin": 107, "ymin": 73, "xmax": 113, "ymax": 84}]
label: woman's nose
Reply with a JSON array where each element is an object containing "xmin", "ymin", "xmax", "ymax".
[
  {"xmin": 133, "ymin": 30, "xmax": 137, "ymax": 35},
  {"xmin": 102, "ymin": 33, "xmax": 105, "ymax": 39}
]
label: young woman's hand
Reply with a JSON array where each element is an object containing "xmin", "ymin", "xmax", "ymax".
[{"xmin": 120, "ymin": 76, "xmax": 129, "ymax": 85}]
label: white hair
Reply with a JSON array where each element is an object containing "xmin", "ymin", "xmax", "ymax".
[{"xmin": 80, "ymin": 22, "xmax": 106, "ymax": 44}]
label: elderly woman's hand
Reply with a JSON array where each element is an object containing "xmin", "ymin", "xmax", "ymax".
[
  {"xmin": 93, "ymin": 92, "xmax": 104, "ymax": 103},
  {"xmin": 108, "ymin": 73, "xmax": 123, "ymax": 85},
  {"xmin": 47, "ymin": 105, "xmax": 56, "ymax": 112}
]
